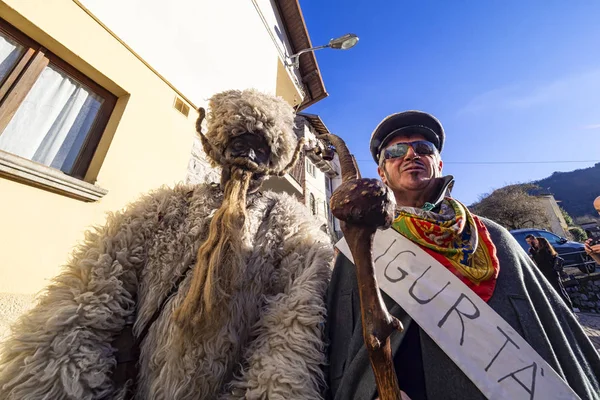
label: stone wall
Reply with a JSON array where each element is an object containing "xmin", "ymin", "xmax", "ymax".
[
  {"xmin": 0, "ymin": 293, "xmax": 34, "ymax": 340},
  {"xmin": 565, "ymin": 273, "xmax": 600, "ymax": 312},
  {"xmin": 186, "ymin": 137, "xmax": 220, "ymax": 185}
]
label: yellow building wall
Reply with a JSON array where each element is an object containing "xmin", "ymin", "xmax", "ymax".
[
  {"xmin": 0, "ymin": 0, "xmax": 197, "ymax": 334},
  {"xmin": 276, "ymin": 59, "xmax": 303, "ymax": 108}
]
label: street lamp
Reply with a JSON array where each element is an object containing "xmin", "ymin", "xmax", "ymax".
[{"xmin": 286, "ymin": 33, "xmax": 359, "ymax": 68}]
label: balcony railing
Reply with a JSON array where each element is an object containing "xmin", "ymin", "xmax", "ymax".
[{"xmin": 289, "ymin": 151, "xmax": 305, "ymax": 185}]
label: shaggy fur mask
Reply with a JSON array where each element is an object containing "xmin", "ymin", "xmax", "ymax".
[{"xmin": 201, "ymin": 89, "xmax": 297, "ymax": 172}]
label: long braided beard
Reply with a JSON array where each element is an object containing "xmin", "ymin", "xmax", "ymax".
[
  {"xmin": 173, "ymin": 166, "xmax": 253, "ymax": 336},
  {"xmin": 172, "ymin": 113, "xmax": 307, "ymax": 337}
]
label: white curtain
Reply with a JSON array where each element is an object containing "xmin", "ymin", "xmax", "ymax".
[
  {"xmin": 0, "ymin": 32, "xmax": 24, "ymax": 84},
  {"xmin": 0, "ymin": 64, "xmax": 104, "ymax": 174}
]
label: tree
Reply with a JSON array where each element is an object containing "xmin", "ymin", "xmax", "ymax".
[
  {"xmin": 560, "ymin": 207, "xmax": 589, "ymax": 242},
  {"xmin": 470, "ymin": 184, "xmax": 549, "ymax": 231},
  {"xmin": 560, "ymin": 207, "xmax": 573, "ymax": 226},
  {"xmin": 568, "ymin": 227, "xmax": 588, "ymax": 242}
]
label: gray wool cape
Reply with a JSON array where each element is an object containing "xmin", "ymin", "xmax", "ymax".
[
  {"xmin": 0, "ymin": 183, "xmax": 333, "ymax": 400},
  {"xmin": 325, "ymin": 218, "xmax": 600, "ymax": 400}
]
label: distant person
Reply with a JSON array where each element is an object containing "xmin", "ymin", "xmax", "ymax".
[
  {"xmin": 526, "ymin": 234, "xmax": 574, "ymax": 310},
  {"xmin": 584, "ymin": 196, "xmax": 600, "ymax": 265},
  {"xmin": 525, "ymin": 233, "xmax": 539, "ymax": 259}
]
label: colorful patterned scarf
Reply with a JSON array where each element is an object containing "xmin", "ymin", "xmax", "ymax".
[{"xmin": 392, "ymin": 198, "xmax": 500, "ymax": 302}]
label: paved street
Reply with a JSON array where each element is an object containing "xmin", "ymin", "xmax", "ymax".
[{"xmin": 577, "ymin": 312, "xmax": 600, "ymax": 351}]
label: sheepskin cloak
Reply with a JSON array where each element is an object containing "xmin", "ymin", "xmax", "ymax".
[{"xmin": 0, "ymin": 184, "xmax": 333, "ymax": 400}]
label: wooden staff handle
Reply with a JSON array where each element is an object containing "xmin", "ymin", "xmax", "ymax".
[{"xmin": 317, "ymin": 134, "xmax": 403, "ymax": 400}]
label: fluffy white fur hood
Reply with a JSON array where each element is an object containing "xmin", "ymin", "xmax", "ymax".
[
  {"xmin": 203, "ymin": 89, "xmax": 297, "ymax": 172},
  {"xmin": 0, "ymin": 184, "xmax": 333, "ymax": 400}
]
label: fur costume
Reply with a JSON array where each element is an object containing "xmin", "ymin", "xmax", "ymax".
[{"xmin": 0, "ymin": 90, "xmax": 333, "ymax": 400}]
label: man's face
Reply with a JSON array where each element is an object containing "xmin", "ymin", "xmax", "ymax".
[
  {"xmin": 224, "ymin": 133, "xmax": 271, "ymax": 167},
  {"xmin": 526, "ymin": 237, "xmax": 538, "ymax": 248},
  {"xmin": 377, "ymin": 133, "xmax": 443, "ymax": 193},
  {"xmin": 594, "ymin": 197, "xmax": 600, "ymax": 215}
]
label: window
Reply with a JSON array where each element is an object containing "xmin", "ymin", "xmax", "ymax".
[
  {"xmin": 510, "ymin": 232, "xmax": 530, "ymax": 251},
  {"xmin": 0, "ymin": 18, "xmax": 116, "ymax": 180},
  {"xmin": 538, "ymin": 230, "xmax": 562, "ymax": 244},
  {"xmin": 173, "ymin": 96, "xmax": 190, "ymax": 117},
  {"xmin": 309, "ymin": 193, "xmax": 316, "ymax": 215},
  {"xmin": 306, "ymin": 159, "xmax": 316, "ymax": 177}
]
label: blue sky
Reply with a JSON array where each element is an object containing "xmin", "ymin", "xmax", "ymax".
[{"xmin": 301, "ymin": 1, "xmax": 600, "ymax": 205}]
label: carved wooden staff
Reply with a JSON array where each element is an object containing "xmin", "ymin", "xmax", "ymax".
[{"xmin": 315, "ymin": 134, "xmax": 403, "ymax": 400}]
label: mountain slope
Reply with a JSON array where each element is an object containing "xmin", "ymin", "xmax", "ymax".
[{"xmin": 534, "ymin": 162, "xmax": 600, "ymax": 218}]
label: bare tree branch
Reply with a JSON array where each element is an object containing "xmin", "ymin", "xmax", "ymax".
[{"xmin": 470, "ymin": 184, "xmax": 549, "ymax": 230}]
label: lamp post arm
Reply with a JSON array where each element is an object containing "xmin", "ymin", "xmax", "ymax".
[{"xmin": 287, "ymin": 44, "xmax": 329, "ymax": 68}]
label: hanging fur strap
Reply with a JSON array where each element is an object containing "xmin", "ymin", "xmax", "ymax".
[{"xmin": 112, "ymin": 249, "xmax": 195, "ymax": 399}]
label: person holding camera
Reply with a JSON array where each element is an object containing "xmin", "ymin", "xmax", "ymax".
[{"xmin": 584, "ymin": 196, "xmax": 600, "ymax": 265}]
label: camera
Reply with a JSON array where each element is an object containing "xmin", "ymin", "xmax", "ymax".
[{"xmin": 588, "ymin": 226, "xmax": 600, "ymax": 246}]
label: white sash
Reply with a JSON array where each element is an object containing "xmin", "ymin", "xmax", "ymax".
[{"xmin": 336, "ymin": 229, "xmax": 580, "ymax": 400}]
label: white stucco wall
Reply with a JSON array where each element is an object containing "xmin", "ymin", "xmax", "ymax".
[
  {"xmin": 0, "ymin": 293, "xmax": 35, "ymax": 341},
  {"xmin": 305, "ymin": 157, "xmax": 328, "ymax": 222},
  {"xmin": 325, "ymin": 155, "xmax": 343, "ymax": 237},
  {"xmin": 294, "ymin": 119, "xmax": 329, "ymax": 227},
  {"xmin": 252, "ymin": 0, "xmax": 303, "ymax": 86},
  {"xmin": 78, "ymin": 0, "xmax": 297, "ymax": 105}
]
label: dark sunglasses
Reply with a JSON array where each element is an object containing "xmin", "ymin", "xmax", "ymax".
[{"xmin": 382, "ymin": 140, "xmax": 437, "ymax": 160}]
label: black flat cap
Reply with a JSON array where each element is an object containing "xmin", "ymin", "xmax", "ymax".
[{"xmin": 369, "ymin": 110, "xmax": 445, "ymax": 163}]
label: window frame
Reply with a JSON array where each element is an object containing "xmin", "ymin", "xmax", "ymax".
[
  {"xmin": 306, "ymin": 159, "xmax": 316, "ymax": 178},
  {"xmin": 0, "ymin": 17, "xmax": 116, "ymax": 180},
  {"xmin": 325, "ymin": 176, "xmax": 332, "ymax": 192}
]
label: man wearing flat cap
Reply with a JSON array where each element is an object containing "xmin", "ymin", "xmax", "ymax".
[{"xmin": 325, "ymin": 111, "xmax": 600, "ymax": 400}]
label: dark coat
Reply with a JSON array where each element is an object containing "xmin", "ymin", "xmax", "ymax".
[
  {"xmin": 530, "ymin": 246, "xmax": 573, "ymax": 309},
  {"xmin": 531, "ymin": 246, "xmax": 558, "ymax": 282},
  {"xmin": 325, "ymin": 218, "xmax": 600, "ymax": 400}
]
